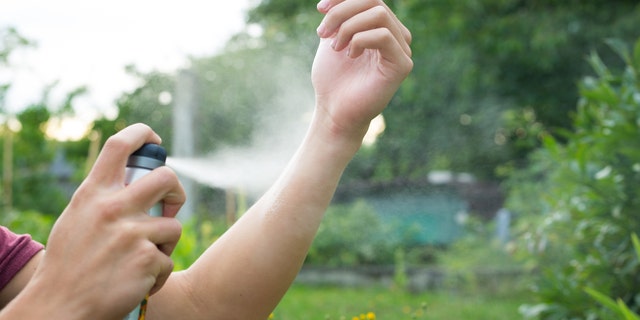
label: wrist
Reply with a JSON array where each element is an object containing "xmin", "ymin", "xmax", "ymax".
[
  {"xmin": 310, "ymin": 105, "xmax": 371, "ymax": 155},
  {"xmin": 0, "ymin": 274, "xmax": 91, "ymax": 320}
]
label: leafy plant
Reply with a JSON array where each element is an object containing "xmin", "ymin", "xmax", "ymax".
[
  {"xmin": 508, "ymin": 38, "xmax": 640, "ymax": 319},
  {"xmin": 584, "ymin": 233, "xmax": 640, "ymax": 320},
  {"xmin": 306, "ymin": 199, "xmax": 400, "ymax": 266}
]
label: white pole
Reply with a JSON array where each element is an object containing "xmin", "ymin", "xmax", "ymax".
[{"xmin": 172, "ymin": 70, "xmax": 197, "ymax": 221}]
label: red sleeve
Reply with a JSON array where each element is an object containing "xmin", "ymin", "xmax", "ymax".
[{"xmin": 0, "ymin": 226, "xmax": 44, "ymax": 291}]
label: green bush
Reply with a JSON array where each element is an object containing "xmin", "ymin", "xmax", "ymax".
[
  {"xmin": 434, "ymin": 215, "xmax": 529, "ymax": 295},
  {"xmin": 306, "ymin": 199, "xmax": 401, "ymax": 266},
  {"xmin": 585, "ymin": 234, "xmax": 640, "ymax": 320},
  {"xmin": 508, "ymin": 38, "xmax": 640, "ymax": 319}
]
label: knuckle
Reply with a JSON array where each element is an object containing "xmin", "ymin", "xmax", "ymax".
[
  {"xmin": 155, "ymin": 166, "xmax": 178, "ymax": 184},
  {"xmin": 102, "ymin": 123, "xmax": 151, "ymax": 152},
  {"xmin": 169, "ymin": 219, "xmax": 183, "ymax": 239},
  {"xmin": 137, "ymin": 240, "xmax": 160, "ymax": 264},
  {"xmin": 164, "ymin": 258, "xmax": 175, "ymax": 273},
  {"xmin": 95, "ymin": 197, "xmax": 127, "ymax": 222},
  {"xmin": 404, "ymin": 27, "xmax": 413, "ymax": 44},
  {"xmin": 102, "ymin": 220, "xmax": 138, "ymax": 253},
  {"xmin": 371, "ymin": 5, "xmax": 388, "ymax": 20},
  {"xmin": 102, "ymin": 135, "xmax": 134, "ymax": 156},
  {"xmin": 155, "ymin": 167, "xmax": 187, "ymax": 200}
]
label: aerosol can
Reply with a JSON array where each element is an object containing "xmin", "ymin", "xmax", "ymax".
[{"xmin": 123, "ymin": 143, "xmax": 166, "ymax": 320}]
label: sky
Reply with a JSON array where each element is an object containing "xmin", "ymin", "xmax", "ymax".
[{"xmin": 1, "ymin": 0, "xmax": 253, "ymax": 138}]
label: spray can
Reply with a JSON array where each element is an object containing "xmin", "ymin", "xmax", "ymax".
[{"xmin": 123, "ymin": 143, "xmax": 167, "ymax": 320}]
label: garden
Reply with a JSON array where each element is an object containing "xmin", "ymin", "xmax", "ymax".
[{"xmin": 2, "ymin": 1, "xmax": 640, "ymax": 319}]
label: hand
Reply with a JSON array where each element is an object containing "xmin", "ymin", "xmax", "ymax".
[
  {"xmin": 313, "ymin": 0, "xmax": 413, "ymax": 139},
  {"xmin": 29, "ymin": 124, "xmax": 185, "ymax": 319}
]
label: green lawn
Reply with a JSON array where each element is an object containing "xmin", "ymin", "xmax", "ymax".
[{"xmin": 272, "ymin": 284, "xmax": 529, "ymax": 320}]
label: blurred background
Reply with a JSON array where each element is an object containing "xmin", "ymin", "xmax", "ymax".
[{"xmin": 2, "ymin": 0, "xmax": 640, "ymax": 319}]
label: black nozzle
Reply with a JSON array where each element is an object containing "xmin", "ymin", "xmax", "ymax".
[{"xmin": 127, "ymin": 143, "xmax": 166, "ymax": 170}]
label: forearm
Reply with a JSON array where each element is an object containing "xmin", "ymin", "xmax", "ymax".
[
  {"xmin": 0, "ymin": 272, "xmax": 89, "ymax": 320},
  {"xmin": 149, "ymin": 0, "xmax": 412, "ymax": 316},
  {"xmin": 164, "ymin": 110, "xmax": 367, "ymax": 319}
]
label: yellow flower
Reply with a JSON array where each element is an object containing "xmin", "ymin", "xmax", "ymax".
[
  {"xmin": 367, "ymin": 312, "xmax": 376, "ymax": 320},
  {"xmin": 352, "ymin": 317, "xmax": 360, "ymax": 320}
]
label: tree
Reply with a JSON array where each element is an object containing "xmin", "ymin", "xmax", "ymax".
[
  {"xmin": 10, "ymin": 104, "xmax": 70, "ymax": 215},
  {"xmin": 0, "ymin": 27, "xmax": 92, "ymax": 217},
  {"xmin": 446, "ymin": 0, "xmax": 640, "ymax": 155}
]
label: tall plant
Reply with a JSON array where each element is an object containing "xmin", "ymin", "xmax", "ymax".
[
  {"xmin": 510, "ymin": 38, "xmax": 640, "ymax": 319},
  {"xmin": 585, "ymin": 233, "xmax": 640, "ymax": 320}
]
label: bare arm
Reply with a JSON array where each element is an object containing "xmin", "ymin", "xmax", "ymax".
[
  {"xmin": 0, "ymin": 250, "xmax": 43, "ymax": 309},
  {"xmin": 149, "ymin": 0, "xmax": 413, "ymax": 318}
]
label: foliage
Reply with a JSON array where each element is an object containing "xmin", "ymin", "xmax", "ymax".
[
  {"xmin": 0, "ymin": 210, "xmax": 54, "ymax": 244},
  {"xmin": 306, "ymin": 200, "xmax": 401, "ymax": 266},
  {"xmin": 0, "ymin": 27, "xmax": 31, "ymax": 111},
  {"xmin": 584, "ymin": 233, "xmax": 640, "ymax": 320},
  {"xmin": 433, "ymin": 0, "xmax": 640, "ymax": 134},
  {"xmin": 434, "ymin": 215, "xmax": 529, "ymax": 295},
  {"xmin": 507, "ymin": 38, "xmax": 640, "ymax": 319},
  {"xmin": 9, "ymin": 104, "xmax": 69, "ymax": 215},
  {"xmin": 0, "ymin": 27, "xmax": 32, "ymax": 66},
  {"xmin": 114, "ymin": 67, "xmax": 176, "ymax": 151},
  {"xmin": 0, "ymin": 28, "xmax": 90, "ymax": 218},
  {"xmin": 171, "ymin": 216, "xmax": 227, "ymax": 271}
]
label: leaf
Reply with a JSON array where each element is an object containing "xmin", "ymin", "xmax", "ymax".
[
  {"xmin": 632, "ymin": 233, "xmax": 640, "ymax": 259},
  {"xmin": 617, "ymin": 298, "xmax": 640, "ymax": 320},
  {"xmin": 633, "ymin": 38, "xmax": 640, "ymax": 72},
  {"xmin": 606, "ymin": 38, "xmax": 632, "ymax": 66},
  {"xmin": 584, "ymin": 287, "xmax": 622, "ymax": 315}
]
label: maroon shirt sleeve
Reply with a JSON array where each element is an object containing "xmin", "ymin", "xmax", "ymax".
[{"xmin": 0, "ymin": 226, "xmax": 44, "ymax": 291}]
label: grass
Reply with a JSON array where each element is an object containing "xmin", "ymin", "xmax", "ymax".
[{"xmin": 271, "ymin": 284, "xmax": 530, "ymax": 320}]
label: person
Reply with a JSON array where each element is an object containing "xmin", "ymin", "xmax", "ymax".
[{"xmin": 0, "ymin": 0, "xmax": 413, "ymax": 318}]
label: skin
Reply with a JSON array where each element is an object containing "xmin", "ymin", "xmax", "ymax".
[{"xmin": 0, "ymin": 0, "xmax": 412, "ymax": 319}]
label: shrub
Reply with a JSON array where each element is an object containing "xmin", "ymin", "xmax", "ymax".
[
  {"xmin": 508, "ymin": 38, "xmax": 640, "ymax": 319},
  {"xmin": 585, "ymin": 234, "xmax": 640, "ymax": 320},
  {"xmin": 306, "ymin": 199, "xmax": 401, "ymax": 266}
]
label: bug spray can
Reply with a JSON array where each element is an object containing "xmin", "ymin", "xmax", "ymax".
[{"xmin": 123, "ymin": 143, "xmax": 166, "ymax": 320}]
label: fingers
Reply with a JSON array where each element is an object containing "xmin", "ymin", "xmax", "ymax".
[
  {"xmin": 137, "ymin": 240, "xmax": 176, "ymax": 296},
  {"xmin": 123, "ymin": 166, "xmax": 187, "ymax": 219},
  {"xmin": 349, "ymin": 28, "xmax": 413, "ymax": 73},
  {"xmin": 129, "ymin": 212, "xmax": 182, "ymax": 295},
  {"xmin": 143, "ymin": 215, "xmax": 183, "ymax": 256},
  {"xmin": 88, "ymin": 123, "xmax": 162, "ymax": 185},
  {"xmin": 149, "ymin": 256, "xmax": 174, "ymax": 295},
  {"xmin": 317, "ymin": 0, "xmax": 412, "ymax": 56}
]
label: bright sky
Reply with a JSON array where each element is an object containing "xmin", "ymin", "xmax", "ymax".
[{"xmin": 1, "ymin": 0, "xmax": 253, "ymax": 138}]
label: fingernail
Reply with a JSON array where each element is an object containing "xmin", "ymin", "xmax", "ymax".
[{"xmin": 317, "ymin": 0, "xmax": 330, "ymax": 11}]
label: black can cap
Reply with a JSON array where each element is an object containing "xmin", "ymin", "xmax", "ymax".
[{"xmin": 127, "ymin": 143, "xmax": 166, "ymax": 170}]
